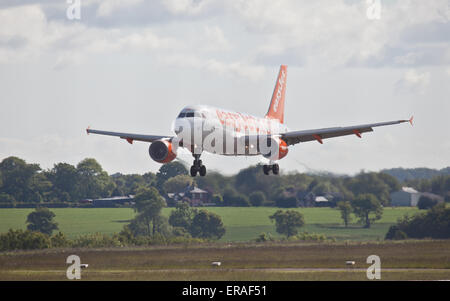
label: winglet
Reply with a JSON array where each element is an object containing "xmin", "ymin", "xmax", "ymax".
[
  {"xmin": 86, "ymin": 126, "xmax": 91, "ymax": 135},
  {"xmin": 409, "ymin": 116, "xmax": 414, "ymax": 126}
]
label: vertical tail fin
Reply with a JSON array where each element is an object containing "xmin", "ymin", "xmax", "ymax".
[{"xmin": 265, "ymin": 65, "xmax": 287, "ymax": 124}]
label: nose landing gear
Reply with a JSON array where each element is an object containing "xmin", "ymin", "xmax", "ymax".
[
  {"xmin": 190, "ymin": 154, "xmax": 206, "ymax": 177},
  {"xmin": 263, "ymin": 164, "xmax": 279, "ymax": 175}
]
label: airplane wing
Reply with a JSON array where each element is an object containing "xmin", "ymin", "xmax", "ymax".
[
  {"xmin": 86, "ymin": 128, "xmax": 172, "ymax": 144},
  {"xmin": 281, "ymin": 117, "xmax": 413, "ymax": 146}
]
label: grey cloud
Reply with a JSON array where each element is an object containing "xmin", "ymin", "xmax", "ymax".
[
  {"xmin": 0, "ymin": 0, "xmax": 58, "ymax": 8},
  {"xmin": 254, "ymin": 47, "xmax": 307, "ymax": 68},
  {"xmin": 256, "ymin": 42, "xmax": 449, "ymax": 69},
  {"xmin": 1, "ymin": 1, "xmax": 172, "ymax": 27},
  {"xmin": 5, "ymin": 0, "xmax": 221, "ymax": 28},
  {"xmin": 0, "ymin": 36, "xmax": 27, "ymax": 49},
  {"xmin": 346, "ymin": 44, "xmax": 450, "ymax": 68},
  {"xmin": 400, "ymin": 21, "xmax": 450, "ymax": 44},
  {"xmin": 66, "ymin": 2, "xmax": 171, "ymax": 28},
  {"xmin": 395, "ymin": 69, "xmax": 431, "ymax": 95}
]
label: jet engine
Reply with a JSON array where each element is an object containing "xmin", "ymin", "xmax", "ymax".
[
  {"xmin": 149, "ymin": 140, "xmax": 177, "ymax": 163},
  {"xmin": 260, "ymin": 137, "xmax": 289, "ymax": 160}
]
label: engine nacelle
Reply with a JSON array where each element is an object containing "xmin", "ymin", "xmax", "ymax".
[
  {"xmin": 260, "ymin": 137, "xmax": 289, "ymax": 160},
  {"xmin": 149, "ymin": 140, "xmax": 177, "ymax": 163}
]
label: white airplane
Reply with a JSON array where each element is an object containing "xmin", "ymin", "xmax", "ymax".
[{"xmin": 87, "ymin": 65, "xmax": 413, "ymax": 177}]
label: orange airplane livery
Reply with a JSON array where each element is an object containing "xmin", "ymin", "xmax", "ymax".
[{"xmin": 87, "ymin": 65, "xmax": 413, "ymax": 177}]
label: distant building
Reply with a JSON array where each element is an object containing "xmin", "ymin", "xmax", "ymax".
[
  {"xmin": 297, "ymin": 191, "xmax": 340, "ymax": 207},
  {"xmin": 189, "ymin": 187, "xmax": 210, "ymax": 205},
  {"xmin": 166, "ymin": 192, "xmax": 185, "ymax": 205},
  {"xmin": 79, "ymin": 199, "xmax": 93, "ymax": 204},
  {"xmin": 390, "ymin": 187, "xmax": 445, "ymax": 207},
  {"xmin": 92, "ymin": 195, "xmax": 134, "ymax": 207},
  {"xmin": 314, "ymin": 196, "xmax": 329, "ymax": 207},
  {"xmin": 390, "ymin": 187, "xmax": 421, "ymax": 206},
  {"xmin": 166, "ymin": 185, "xmax": 210, "ymax": 207},
  {"xmin": 419, "ymin": 192, "xmax": 445, "ymax": 204},
  {"xmin": 391, "ymin": 187, "xmax": 445, "ymax": 207}
]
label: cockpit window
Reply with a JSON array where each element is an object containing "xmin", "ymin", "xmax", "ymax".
[{"xmin": 177, "ymin": 110, "xmax": 203, "ymax": 118}]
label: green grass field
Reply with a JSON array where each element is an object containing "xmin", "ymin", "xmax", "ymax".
[
  {"xmin": 0, "ymin": 207, "xmax": 420, "ymax": 242},
  {"xmin": 1, "ymin": 240, "xmax": 449, "ymax": 280},
  {"xmin": 1, "ymin": 207, "xmax": 448, "ymax": 281}
]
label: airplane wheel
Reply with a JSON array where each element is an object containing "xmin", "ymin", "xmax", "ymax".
[
  {"xmin": 272, "ymin": 164, "xmax": 279, "ymax": 175},
  {"xmin": 190, "ymin": 166, "xmax": 198, "ymax": 177},
  {"xmin": 199, "ymin": 165, "xmax": 206, "ymax": 177},
  {"xmin": 263, "ymin": 165, "xmax": 270, "ymax": 175}
]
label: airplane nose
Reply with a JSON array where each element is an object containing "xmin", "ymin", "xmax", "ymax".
[
  {"xmin": 173, "ymin": 119, "xmax": 181, "ymax": 134},
  {"xmin": 174, "ymin": 118, "xmax": 192, "ymax": 135},
  {"xmin": 174, "ymin": 116, "xmax": 201, "ymax": 136}
]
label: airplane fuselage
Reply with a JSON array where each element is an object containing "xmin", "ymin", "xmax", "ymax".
[{"xmin": 173, "ymin": 105, "xmax": 289, "ymax": 156}]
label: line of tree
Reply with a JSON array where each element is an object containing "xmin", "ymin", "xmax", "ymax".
[
  {"xmin": 0, "ymin": 157, "xmax": 119, "ymax": 204},
  {"xmin": 0, "ymin": 156, "xmax": 448, "ymax": 208},
  {"xmin": 381, "ymin": 167, "xmax": 450, "ymax": 182},
  {"xmin": 0, "ymin": 156, "xmax": 173, "ymax": 205},
  {"xmin": 385, "ymin": 204, "xmax": 450, "ymax": 240},
  {"xmin": 0, "ymin": 187, "xmax": 226, "ymax": 251}
]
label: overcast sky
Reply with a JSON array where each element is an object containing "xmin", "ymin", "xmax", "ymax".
[{"xmin": 0, "ymin": 0, "xmax": 449, "ymax": 176}]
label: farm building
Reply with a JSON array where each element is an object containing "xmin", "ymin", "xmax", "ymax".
[
  {"xmin": 390, "ymin": 187, "xmax": 421, "ymax": 206},
  {"xmin": 390, "ymin": 187, "xmax": 444, "ymax": 207},
  {"xmin": 419, "ymin": 192, "xmax": 445, "ymax": 204},
  {"xmin": 297, "ymin": 191, "xmax": 341, "ymax": 207},
  {"xmin": 390, "ymin": 187, "xmax": 445, "ymax": 207},
  {"xmin": 166, "ymin": 185, "xmax": 210, "ymax": 207},
  {"xmin": 314, "ymin": 196, "xmax": 330, "ymax": 207}
]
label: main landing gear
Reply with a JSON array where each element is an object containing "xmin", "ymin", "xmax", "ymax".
[
  {"xmin": 263, "ymin": 164, "xmax": 279, "ymax": 175},
  {"xmin": 190, "ymin": 154, "xmax": 206, "ymax": 177}
]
